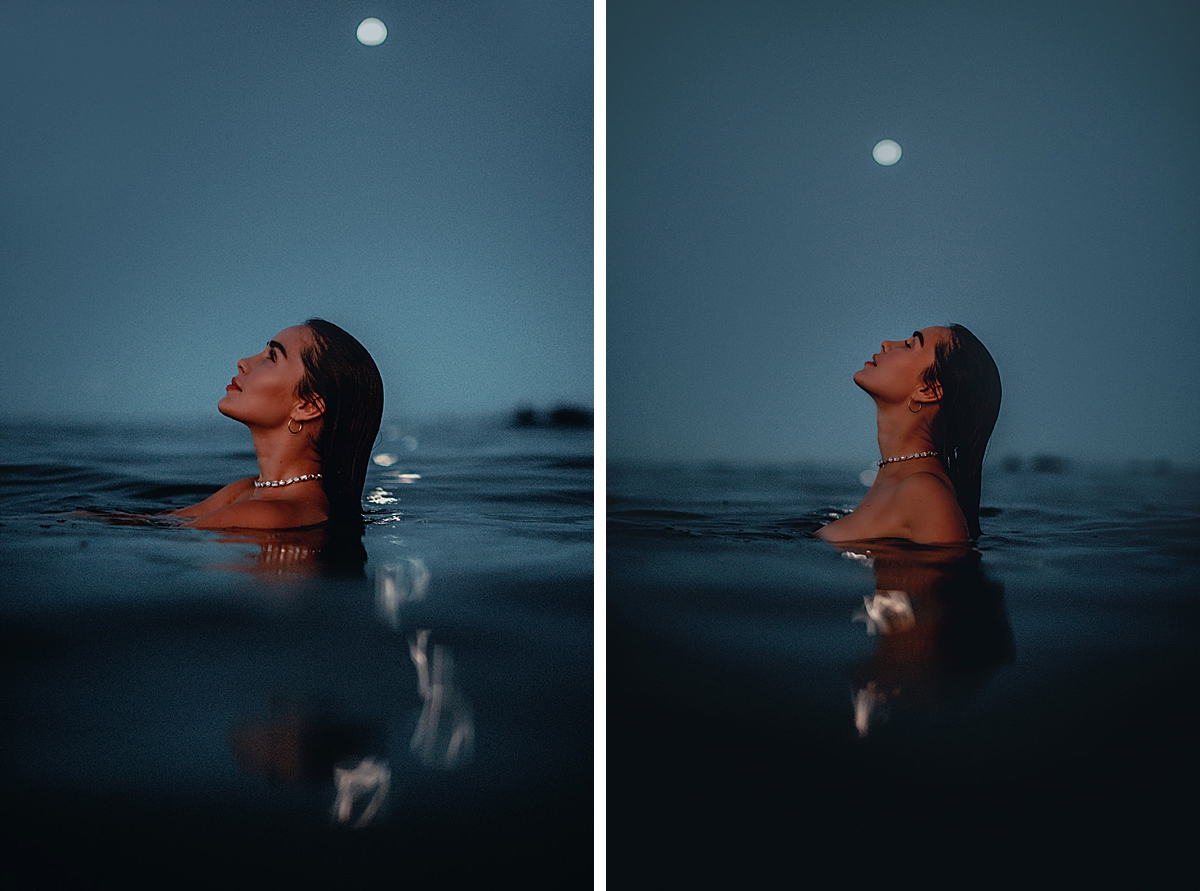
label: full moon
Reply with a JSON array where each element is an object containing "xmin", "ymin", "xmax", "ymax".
[
  {"xmin": 357, "ymin": 17, "xmax": 387, "ymax": 46},
  {"xmin": 872, "ymin": 139, "xmax": 902, "ymax": 166}
]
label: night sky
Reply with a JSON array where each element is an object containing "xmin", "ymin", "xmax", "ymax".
[
  {"xmin": 0, "ymin": 1, "xmax": 593, "ymax": 424},
  {"xmin": 608, "ymin": 0, "xmax": 1199, "ymax": 465},
  {"xmin": 3, "ymin": 2, "xmax": 1198, "ymax": 464}
]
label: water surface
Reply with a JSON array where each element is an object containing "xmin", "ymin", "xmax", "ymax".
[
  {"xmin": 607, "ymin": 458, "xmax": 1199, "ymax": 877},
  {"xmin": 1, "ymin": 417, "xmax": 592, "ymax": 884}
]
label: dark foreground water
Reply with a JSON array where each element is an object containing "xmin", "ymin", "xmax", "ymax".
[
  {"xmin": 608, "ymin": 458, "xmax": 1199, "ymax": 881},
  {"xmin": 1, "ymin": 417, "xmax": 592, "ymax": 886}
]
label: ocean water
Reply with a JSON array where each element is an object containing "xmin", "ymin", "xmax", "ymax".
[
  {"xmin": 607, "ymin": 457, "xmax": 1199, "ymax": 878},
  {"xmin": 0, "ymin": 417, "xmax": 592, "ymax": 885}
]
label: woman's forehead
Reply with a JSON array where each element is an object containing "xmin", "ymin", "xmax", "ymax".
[{"xmin": 272, "ymin": 325, "xmax": 313, "ymax": 347}]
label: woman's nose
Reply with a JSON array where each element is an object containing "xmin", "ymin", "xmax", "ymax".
[{"xmin": 236, "ymin": 357, "xmax": 250, "ymax": 374}]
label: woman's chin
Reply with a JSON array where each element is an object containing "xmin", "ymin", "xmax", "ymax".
[{"xmin": 851, "ymin": 372, "xmax": 877, "ymax": 395}]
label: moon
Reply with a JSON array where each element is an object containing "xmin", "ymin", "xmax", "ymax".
[
  {"xmin": 872, "ymin": 139, "xmax": 902, "ymax": 166},
  {"xmin": 357, "ymin": 17, "xmax": 387, "ymax": 46}
]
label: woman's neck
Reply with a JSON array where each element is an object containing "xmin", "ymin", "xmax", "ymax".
[
  {"xmin": 248, "ymin": 425, "xmax": 322, "ymax": 482},
  {"xmin": 874, "ymin": 401, "xmax": 936, "ymax": 463}
]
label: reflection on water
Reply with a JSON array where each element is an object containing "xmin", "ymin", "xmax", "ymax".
[
  {"xmin": 408, "ymin": 629, "xmax": 475, "ymax": 769},
  {"xmin": 214, "ymin": 523, "xmax": 370, "ymax": 579},
  {"xmin": 229, "ymin": 558, "xmax": 474, "ymax": 828},
  {"xmin": 83, "ymin": 510, "xmax": 372, "ymax": 579},
  {"xmin": 333, "ymin": 758, "xmax": 392, "ymax": 829},
  {"xmin": 855, "ymin": 590, "xmax": 916, "ymax": 636},
  {"xmin": 375, "ymin": 557, "xmax": 431, "ymax": 628},
  {"xmin": 230, "ymin": 706, "xmax": 379, "ymax": 785},
  {"xmin": 377, "ymin": 562, "xmax": 474, "ymax": 768},
  {"xmin": 215, "ymin": 527, "xmax": 331, "ymax": 579},
  {"xmin": 835, "ymin": 542, "xmax": 1014, "ymax": 738}
]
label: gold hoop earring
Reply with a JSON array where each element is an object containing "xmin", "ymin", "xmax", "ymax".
[
  {"xmin": 288, "ymin": 418, "xmax": 304, "ymax": 434},
  {"xmin": 907, "ymin": 399, "xmax": 922, "ymax": 413}
]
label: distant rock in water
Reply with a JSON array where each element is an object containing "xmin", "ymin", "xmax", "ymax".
[
  {"xmin": 998, "ymin": 454, "xmax": 1069, "ymax": 474},
  {"xmin": 512, "ymin": 407, "xmax": 538, "ymax": 427},
  {"xmin": 511, "ymin": 404, "xmax": 593, "ymax": 430},
  {"xmin": 1032, "ymin": 454, "xmax": 1068, "ymax": 474}
]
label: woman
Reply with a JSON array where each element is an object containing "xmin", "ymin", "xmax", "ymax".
[
  {"xmin": 817, "ymin": 324, "xmax": 1001, "ymax": 544},
  {"xmin": 172, "ymin": 319, "xmax": 384, "ymax": 530}
]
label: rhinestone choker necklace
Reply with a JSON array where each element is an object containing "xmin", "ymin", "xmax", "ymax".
[
  {"xmin": 254, "ymin": 472, "xmax": 322, "ymax": 489},
  {"xmin": 877, "ymin": 451, "xmax": 938, "ymax": 468}
]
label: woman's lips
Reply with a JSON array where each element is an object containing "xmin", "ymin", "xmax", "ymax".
[{"xmin": 227, "ymin": 379, "xmax": 242, "ymax": 391}]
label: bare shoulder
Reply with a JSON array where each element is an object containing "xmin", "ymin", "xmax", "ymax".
[
  {"xmin": 892, "ymin": 472, "xmax": 969, "ymax": 543},
  {"xmin": 181, "ymin": 496, "xmax": 324, "ymax": 530},
  {"xmin": 816, "ymin": 470, "xmax": 968, "ymax": 545},
  {"xmin": 893, "ymin": 471, "xmax": 957, "ymax": 501},
  {"xmin": 168, "ymin": 477, "xmax": 257, "ymax": 518}
]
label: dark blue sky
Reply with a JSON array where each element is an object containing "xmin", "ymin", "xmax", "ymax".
[
  {"xmin": 0, "ymin": 1, "xmax": 593, "ymax": 423},
  {"xmin": 608, "ymin": 0, "xmax": 1199, "ymax": 465}
]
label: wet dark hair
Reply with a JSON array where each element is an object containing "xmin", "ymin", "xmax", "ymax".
[
  {"xmin": 295, "ymin": 319, "xmax": 384, "ymax": 524},
  {"xmin": 921, "ymin": 324, "xmax": 1002, "ymax": 539}
]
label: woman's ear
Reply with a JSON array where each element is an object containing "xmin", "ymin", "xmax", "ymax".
[
  {"xmin": 913, "ymin": 382, "xmax": 943, "ymax": 405},
  {"xmin": 293, "ymin": 396, "xmax": 326, "ymax": 422}
]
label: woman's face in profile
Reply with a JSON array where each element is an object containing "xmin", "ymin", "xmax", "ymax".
[
  {"xmin": 853, "ymin": 325, "xmax": 949, "ymax": 401},
  {"xmin": 218, "ymin": 325, "xmax": 313, "ymax": 427}
]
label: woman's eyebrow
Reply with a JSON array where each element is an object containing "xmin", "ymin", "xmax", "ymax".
[
  {"xmin": 912, "ymin": 330, "xmax": 925, "ymax": 347},
  {"xmin": 268, "ymin": 340, "xmax": 288, "ymax": 358}
]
